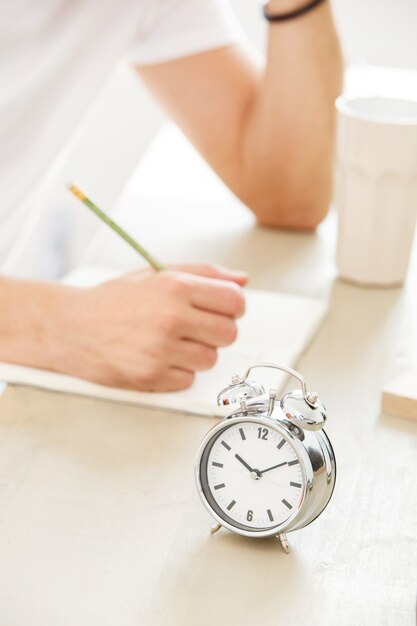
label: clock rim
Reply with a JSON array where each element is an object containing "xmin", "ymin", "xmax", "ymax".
[{"xmin": 195, "ymin": 414, "xmax": 313, "ymax": 538}]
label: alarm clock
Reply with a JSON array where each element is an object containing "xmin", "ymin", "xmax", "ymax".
[{"xmin": 195, "ymin": 363, "xmax": 336, "ymax": 553}]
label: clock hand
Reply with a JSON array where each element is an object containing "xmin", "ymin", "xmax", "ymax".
[
  {"xmin": 259, "ymin": 461, "xmax": 288, "ymax": 475},
  {"xmin": 234, "ymin": 454, "xmax": 262, "ymax": 480},
  {"xmin": 234, "ymin": 453, "xmax": 254, "ymax": 473}
]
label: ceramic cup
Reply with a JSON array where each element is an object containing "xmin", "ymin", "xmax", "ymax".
[{"xmin": 335, "ymin": 95, "xmax": 417, "ymax": 286}]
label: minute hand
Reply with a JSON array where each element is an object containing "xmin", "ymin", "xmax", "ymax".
[{"xmin": 259, "ymin": 461, "xmax": 288, "ymax": 475}]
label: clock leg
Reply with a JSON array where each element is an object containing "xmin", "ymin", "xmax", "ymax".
[
  {"xmin": 277, "ymin": 532, "xmax": 290, "ymax": 554},
  {"xmin": 210, "ymin": 523, "xmax": 222, "ymax": 535}
]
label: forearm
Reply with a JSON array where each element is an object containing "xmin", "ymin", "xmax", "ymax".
[
  {"xmin": 242, "ymin": 0, "xmax": 343, "ymax": 228},
  {"xmin": 0, "ymin": 277, "xmax": 71, "ymax": 371},
  {"xmin": 0, "ymin": 265, "xmax": 245, "ymax": 391},
  {"xmin": 137, "ymin": 2, "xmax": 342, "ymax": 231}
]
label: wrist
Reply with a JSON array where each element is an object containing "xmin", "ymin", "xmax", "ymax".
[
  {"xmin": 0, "ymin": 277, "xmax": 80, "ymax": 372},
  {"xmin": 264, "ymin": 0, "xmax": 327, "ymax": 20},
  {"xmin": 266, "ymin": 0, "xmax": 306, "ymax": 11}
]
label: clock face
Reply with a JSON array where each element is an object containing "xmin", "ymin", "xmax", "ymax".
[{"xmin": 199, "ymin": 420, "xmax": 305, "ymax": 533}]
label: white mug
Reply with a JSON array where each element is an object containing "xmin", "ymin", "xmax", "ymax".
[{"xmin": 335, "ymin": 95, "xmax": 417, "ymax": 286}]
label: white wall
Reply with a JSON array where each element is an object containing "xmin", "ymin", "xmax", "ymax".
[
  {"xmin": 230, "ymin": 0, "xmax": 417, "ymax": 69},
  {"xmin": 332, "ymin": 0, "xmax": 417, "ymax": 69}
]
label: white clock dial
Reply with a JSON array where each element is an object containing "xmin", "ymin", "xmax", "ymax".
[{"xmin": 202, "ymin": 421, "xmax": 305, "ymax": 531}]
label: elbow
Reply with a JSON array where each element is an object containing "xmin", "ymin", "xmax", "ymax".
[
  {"xmin": 244, "ymin": 191, "xmax": 331, "ymax": 232},
  {"xmin": 240, "ymin": 168, "xmax": 333, "ymax": 231}
]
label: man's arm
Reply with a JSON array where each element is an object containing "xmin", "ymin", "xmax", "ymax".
[
  {"xmin": 137, "ymin": 1, "xmax": 343, "ymax": 230},
  {"xmin": 0, "ymin": 265, "xmax": 246, "ymax": 391}
]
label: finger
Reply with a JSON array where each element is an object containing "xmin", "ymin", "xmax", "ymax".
[
  {"xmin": 163, "ymin": 367, "xmax": 195, "ymax": 391},
  {"xmin": 183, "ymin": 309, "xmax": 238, "ymax": 348},
  {"xmin": 190, "ymin": 277, "xmax": 245, "ymax": 319},
  {"xmin": 170, "ymin": 339, "xmax": 218, "ymax": 372},
  {"xmin": 133, "ymin": 366, "xmax": 195, "ymax": 392},
  {"xmin": 170, "ymin": 263, "xmax": 248, "ymax": 286}
]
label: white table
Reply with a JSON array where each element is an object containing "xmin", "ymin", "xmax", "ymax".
[{"xmin": 0, "ymin": 67, "xmax": 417, "ymax": 625}]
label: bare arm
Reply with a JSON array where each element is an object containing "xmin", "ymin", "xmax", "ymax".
[
  {"xmin": 137, "ymin": 1, "xmax": 343, "ymax": 229},
  {"xmin": 0, "ymin": 265, "xmax": 246, "ymax": 391}
]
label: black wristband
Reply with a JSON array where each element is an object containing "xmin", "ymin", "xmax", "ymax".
[{"xmin": 263, "ymin": 0, "xmax": 326, "ymax": 22}]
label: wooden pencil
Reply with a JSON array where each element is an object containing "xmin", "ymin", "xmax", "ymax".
[{"xmin": 67, "ymin": 183, "xmax": 165, "ymax": 272}]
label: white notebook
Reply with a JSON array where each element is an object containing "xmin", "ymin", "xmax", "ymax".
[{"xmin": 0, "ymin": 267, "xmax": 327, "ymax": 417}]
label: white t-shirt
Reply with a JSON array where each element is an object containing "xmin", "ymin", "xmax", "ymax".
[{"xmin": 0, "ymin": 0, "xmax": 241, "ymax": 271}]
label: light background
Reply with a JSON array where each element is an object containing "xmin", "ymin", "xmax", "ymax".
[{"xmin": 35, "ymin": 0, "xmax": 417, "ymax": 277}]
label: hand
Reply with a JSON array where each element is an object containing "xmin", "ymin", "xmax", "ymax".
[
  {"xmin": 259, "ymin": 461, "xmax": 287, "ymax": 475},
  {"xmin": 58, "ymin": 263, "xmax": 247, "ymax": 391}
]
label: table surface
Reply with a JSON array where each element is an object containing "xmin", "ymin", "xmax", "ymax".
[{"xmin": 1, "ymin": 67, "xmax": 417, "ymax": 626}]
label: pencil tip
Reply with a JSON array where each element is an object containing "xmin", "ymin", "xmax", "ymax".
[{"xmin": 67, "ymin": 182, "xmax": 86, "ymax": 201}]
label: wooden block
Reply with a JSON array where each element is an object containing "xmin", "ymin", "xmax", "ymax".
[{"xmin": 381, "ymin": 369, "xmax": 417, "ymax": 421}]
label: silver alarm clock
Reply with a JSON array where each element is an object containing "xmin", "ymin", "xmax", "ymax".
[{"xmin": 195, "ymin": 363, "xmax": 336, "ymax": 553}]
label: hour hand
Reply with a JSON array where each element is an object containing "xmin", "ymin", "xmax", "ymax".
[{"xmin": 234, "ymin": 453, "xmax": 254, "ymax": 473}]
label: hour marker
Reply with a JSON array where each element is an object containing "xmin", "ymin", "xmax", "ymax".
[
  {"xmin": 267, "ymin": 509, "xmax": 274, "ymax": 522},
  {"xmin": 277, "ymin": 438, "xmax": 285, "ymax": 450},
  {"xmin": 214, "ymin": 483, "xmax": 226, "ymax": 490},
  {"xmin": 212, "ymin": 462, "xmax": 223, "ymax": 468},
  {"xmin": 221, "ymin": 440, "xmax": 231, "ymax": 451},
  {"xmin": 290, "ymin": 481, "xmax": 302, "ymax": 488},
  {"xmin": 288, "ymin": 459, "xmax": 299, "ymax": 466},
  {"xmin": 239, "ymin": 428, "xmax": 246, "ymax": 441},
  {"xmin": 227, "ymin": 500, "xmax": 236, "ymax": 510},
  {"xmin": 282, "ymin": 499, "xmax": 292, "ymax": 510}
]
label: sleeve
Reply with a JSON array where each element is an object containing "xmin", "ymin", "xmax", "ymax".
[{"xmin": 126, "ymin": 0, "xmax": 246, "ymax": 66}]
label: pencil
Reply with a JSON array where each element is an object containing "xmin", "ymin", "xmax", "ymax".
[{"xmin": 67, "ymin": 183, "xmax": 165, "ymax": 272}]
